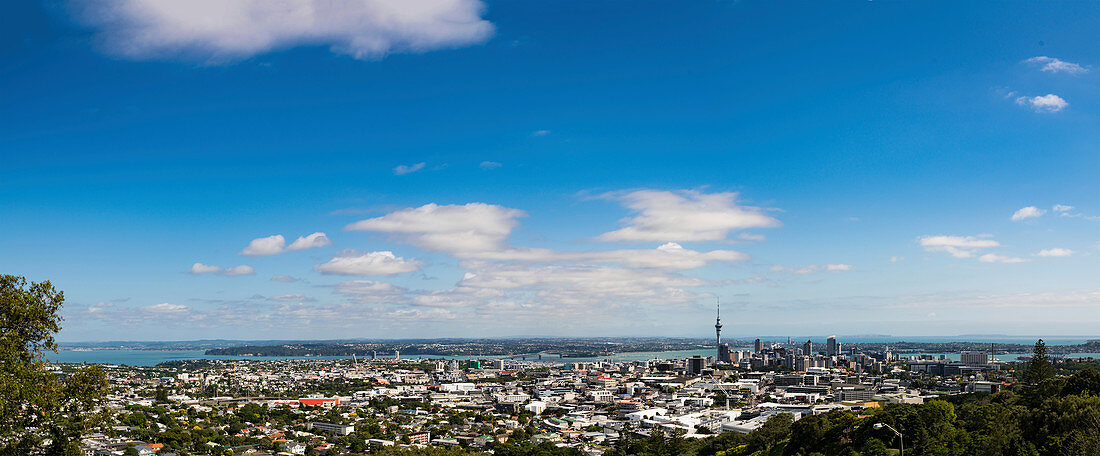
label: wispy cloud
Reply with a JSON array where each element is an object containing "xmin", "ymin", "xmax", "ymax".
[
  {"xmin": 72, "ymin": 0, "xmax": 495, "ymax": 63},
  {"xmin": 189, "ymin": 262, "xmax": 254, "ymax": 276},
  {"xmin": 1036, "ymin": 248, "xmax": 1074, "ymax": 258},
  {"xmin": 770, "ymin": 264, "xmax": 854, "ymax": 274},
  {"xmin": 596, "ymin": 190, "xmax": 781, "ymax": 242},
  {"xmin": 479, "ymin": 161, "xmax": 503, "ymax": 170},
  {"xmin": 1011, "ymin": 206, "xmax": 1045, "ymax": 221},
  {"xmin": 918, "ymin": 235, "xmax": 999, "ymax": 259},
  {"xmin": 977, "ymin": 253, "xmax": 1028, "ymax": 264},
  {"xmin": 346, "ymin": 203, "xmax": 526, "ymax": 253},
  {"xmin": 1025, "ymin": 56, "xmax": 1088, "ymax": 75},
  {"xmin": 393, "ymin": 162, "xmax": 427, "ymax": 175}
]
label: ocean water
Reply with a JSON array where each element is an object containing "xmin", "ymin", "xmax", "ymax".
[
  {"xmin": 46, "ymin": 348, "xmax": 1100, "ymax": 367},
  {"xmin": 46, "ymin": 349, "xmax": 718, "ymax": 366}
]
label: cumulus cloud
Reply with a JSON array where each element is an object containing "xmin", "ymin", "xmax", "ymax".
[
  {"xmin": 72, "ymin": 0, "xmax": 495, "ymax": 62},
  {"xmin": 189, "ymin": 262, "xmax": 255, "ymax": 276},
  {"xmin": 918, "ymin": 235, "xmax": 1000, "ymax": 258},
  {"xmin": 393, "ymin": 162, "xmax": 426, "ymax": 175},
  {"xmin": 977, "ymin": 253, "xmax": 1028, "ymax": 264},
  {"xmin": 315, "ymin": 250, "xmax": 422, "ymax": 276},
  {"xmin": 1025, "ymin": 56, "xmax": 1088, "ymax": 75},
  {"xmin": 597, "ymin": 190, "xmax": 781, "ymax": 242},
  {"xmin": 346, "ymin": 203, "xmax": 526, "ymax": 253},
  {"xmin": 240, "ymin": 234, "xmax": 286, "ymax": 256},
  {"xmin": 1012, "ymin": 206, "xmax": 1045, "ymax": 221},
  {"xmin": 1036, "ymin": 248, "xmax": 1074, "ymax": 257},
  {"xmin": 1016, "ymin": 94, "xmax": 1068, "ymax": 113},
  {"xmin": 287, "ymin": 232, "xmax": 332, "ymax": 251},
  {"xmin": 241, "ymin": 232, "xmax": 330, "ymax": 256}
]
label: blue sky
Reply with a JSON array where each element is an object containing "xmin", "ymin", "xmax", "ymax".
[{"xmin": 2, "ymin": 1, "xmax": 1099, "ymax": 341}]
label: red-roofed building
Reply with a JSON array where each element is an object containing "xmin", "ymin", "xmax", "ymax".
[{"xmin": 299, "ymin": 397, "xmax": 340, "ymax": 407}]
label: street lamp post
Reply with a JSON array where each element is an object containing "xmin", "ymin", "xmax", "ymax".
[{"xmin": 873, "ymin": 423, "xmax": 904, "ymax": 456}]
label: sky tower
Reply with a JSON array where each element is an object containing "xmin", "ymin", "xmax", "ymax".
[
  {"xmin": 715, "ymin": 299, "xmax": 722, "ymax": 345},
  {"xmin": 715, "ymin": 299, "xmax": 731, "ymax": 363}
]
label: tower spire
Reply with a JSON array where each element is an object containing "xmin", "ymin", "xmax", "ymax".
[{"xmin": 715, "ymin": 297, "xmax": 722, "ymax": 345}]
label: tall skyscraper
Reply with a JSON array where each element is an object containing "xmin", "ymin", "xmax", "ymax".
[
  {"xmin": 754, "ymin": 338, "xmax": 763, "ymax": 353},
  {"xmin": 826, "ymin": 336, "xmax": 838, "ymax": 357},
  {"xmin": 803, "ymin": 340, "xmax": 813, "ymax": 356}
]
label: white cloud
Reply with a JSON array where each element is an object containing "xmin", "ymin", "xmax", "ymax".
[
  {"xmin": 333, "ymin": 280, "xmax": 408, "ymax": 299},
  {"xmin": 270, "ymin": 275, "xmax": 300, "ymax": 282},
  {"xmin": 596, "ymin": 190, "xmax": 781, "ymax": 242},
  {"xmin": 315, "ymin": 250, "xmax": 422, "ymax": 276},
  {"xmin": 144, "ymin": 302, "xmax": 189, "ymax": 313},
  {"xmin": 532, "ymin": 130, "xmax": 550, "ymax": 136},
  {"xmin": 1016, "ymin": 94, "xmax": 1068, "ymax": 113},
  {"xmin": 224, "ymin": 265, "xmax": 256, "ymax": 276},
  {"xmin": 918, "ymin": 235, "xmax": 1000, "ymax": 258},
  {"xmin": 461, "ymin": 242, "xmax": 748, "ymax": 270},
  {"xmin": 770, "ymin": 264, "xmax": 854, "ymax": 274},
  {"xmin": 1053, "ymin": 204, "xmax": 1075, "ymax": 213},
  {"xmin": 393, "ymin": 162, "xmax": 426, "ymax": 175},
  {"xmin": 240, "ymin": 234, "xmax": 286, "ymax": 256},
  {"xmin": 241, "ymin": 232, "xmax": 331, "ymax": 256},
  {"xmin": 287, "ymin": 232, "xmax": 332, "ymax": 251},
  {"xmin": 1036, "ymin": 248, "xmax": 1074, "ymax": 257},
  {"xmin": 890, "ymin": 256, "xmax": 904, "ymax": 263},
  {"xmin": 267, "ymin": 294, "xmax": 316, "ymax": 302},
  {"xmin": 479, "ymin": 161, "xmax": 503, "ymax": 170},
  {"xmin": 346, "ymin": 203, "xmax": 526, "ymax": 253},
  {"xmin": 74, "ymin": 0, "xmax": 494, "ymax": 62},
  {"xmin": 1025, "ymin": 56, "xmax": 1088, "ymax": 75},
  {"xmin": 738, "ymin": 233, "xmax": 766, "ymax": 242},
  {"xmin": 457, "ymin": 262, "xmax": 711, "ymax": 308},
  {"xmin": 189, "ymin": 263, "xmax": 224, "ymax": 274},
  {"xmin": 189, "ymin": 262, "xmax": 255, "ymax": 276},
  {"xmin": 1011, "ymin": 206, "xmax": 1045, "ymax": 221},
  {"xmin": 977, "ymin": 253, "xmax": 1028, "ymax": 264}
]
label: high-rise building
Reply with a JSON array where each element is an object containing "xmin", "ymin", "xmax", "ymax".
[
  {"xmin": 826, "ymin": 336, "xmax": 838, "ymax": 357},
  {"xmin": 803, "ymin": 340, "xmax": 813, "ymax": 356},
  {"xmin": 961, "ymin": 351, "xmax": 990, "ymax": 365},
  {"xmin": 754, "ymin": 338, "xmax": 763, "ymax": 353},
  {"xmin": 688, "ymin": 355, "xmax": 706, "ymax": 375}
]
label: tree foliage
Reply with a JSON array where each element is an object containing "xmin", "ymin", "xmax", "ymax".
[{"xmin": 0, "ymin": 275, "xmax": 109, "ymax": 455}]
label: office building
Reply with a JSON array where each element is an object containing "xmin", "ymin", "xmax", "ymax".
[{"xmin": 961, "ymin": 351, "xmax": 989, "ymax": 366}]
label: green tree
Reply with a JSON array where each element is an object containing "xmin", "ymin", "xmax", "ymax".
[
  {"xmin": 155, "ymin": 387, "xmax": 170, "ymax": 403},
  {"xmin": 1024, "ymin": 339, "xmax": 1055, "ymax": 385},
  {"xmin": 0, "ymin": 275, "xmax": 109, "ymax": 455}
]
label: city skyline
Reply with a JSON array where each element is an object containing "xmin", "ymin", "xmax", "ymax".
[{"xmin": 3, "ymin": 1, "xmax": 1100, "ymax": 341}]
